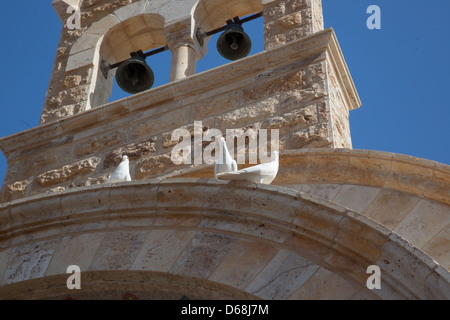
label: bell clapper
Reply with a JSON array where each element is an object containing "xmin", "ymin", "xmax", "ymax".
[{"xmin": 231, "ymin": 35, "xmax": 239, "ymax": 51}]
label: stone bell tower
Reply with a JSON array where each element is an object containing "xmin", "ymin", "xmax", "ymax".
[{"xmin": 0, "ymin": 0, "xmax": 448, "ymax": 300}]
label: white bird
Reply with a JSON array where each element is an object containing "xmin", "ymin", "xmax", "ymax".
[
  {"xmin": 216, "ymin": 151, "xmax": 279, "ymax": 184},
  {"xmin": 214, "ymin": 137, "xmax": 238, "ymax": 179},
  {"xmin": 108, "ymin": 155, "xmax": 132, "ymax": 183}
]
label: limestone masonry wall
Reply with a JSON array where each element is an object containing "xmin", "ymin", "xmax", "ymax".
[{"xmin": 0, "ymin": 28, "xmax": 359, "ymax": 202}]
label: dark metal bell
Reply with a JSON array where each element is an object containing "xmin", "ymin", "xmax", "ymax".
[
  {"xmin": 116, "ymin": 53, "xmax": 155, "ymax": 94},
  {"xmin": 217, "ymin": 23, "xmax": 252, "ymax": 61}
]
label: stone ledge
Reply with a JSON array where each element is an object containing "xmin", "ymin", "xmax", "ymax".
[{"xmin": 172, "ymin": 148, "xmax": 450, "ymax": 206}]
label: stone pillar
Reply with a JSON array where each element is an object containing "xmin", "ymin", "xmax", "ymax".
[
  {"xmin": 263, "ymin": 0, "xmax": 324, "ymax": 50},
  {"xmin": 165, "ymin": 17, "xmax": 204, "ymax": 82},
  {"xmin": 169, "ymin": 44, "xmax": 198, "ymax": 81}
]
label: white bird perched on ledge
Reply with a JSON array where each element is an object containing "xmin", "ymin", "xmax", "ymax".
[
  {"xmin": 216, "ymin": 151, "xmax": 279, "ymax": 185},
  {"xmin": 108, "ymin": 155, "xmax": 132, "ymax": 183},
  {"xmin": 214, "ymin": 136, "xmax": 238, "ymax": 179}
]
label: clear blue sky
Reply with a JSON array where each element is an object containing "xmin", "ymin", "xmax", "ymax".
[{"xmin": 0, "ymin": 0, "xmax": 449, "ymax": 186}]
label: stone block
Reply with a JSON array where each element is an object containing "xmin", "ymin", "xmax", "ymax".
[
  {"xmin": 60, "ymin": 186, "xmax": 109, "ymax": 217},
  {"xmin": 103, "ymin": 139, "xmax": 157, "ymax": 169},
  {"xmin": 292, "ymin": 199, "xmax": 343, "ymax": 242},
  {"xmin": 89, "ymin": 230, "xmax": 149, "ymax": 271},
  {"xmin": 375, "ymin": 234, "xmax": 437, "ymax": 299},
  {"xmin": 134, "ymin": 153, "xmax": 177, "ymax": 180},
  {"xmin": 3, "ymin": 239, "xmax": 59, "ymax": 284},
  {"xmin": 393, "ymin": 199, "xmax": 450, "ymax": 248},
  {"xmin": 169, "ymin": 231, "xmax": 237, "ymax": 279},
  {"xmin": 241, "ymin": 69, "xmax": 307, "ymax": 104},
  {"xmin": 285, "ymin": 122, "xmax": 332, "ymax": 149},
  {"xmin": 131, "ymin": 106, "xmax": 191, "ymax": 140},
  {"xmin": 35, "ymin": 157, "xmax": 101, "ymax": 187},
  {"xmin": 384, "ymin": 158, "xmax": 434, "ymax": 197},
  {"xmin": 209, "ymin": 239, "xmax": 278, "ymax": 289},
  {"xmin": 334, "ymin": 215, "xmax": 387, "ymax": 262},
  {"xmin": 192, "ymin": 91, "xmax": 240, "ymax": 120},
  {"xmin": 332, "ymin": 185, "xmax": 380, "ymax": 213},
  {"xmin": 275, "ymin": 12, "xmax": 302, "ymax": 30},
  {"xmin": 422, "ymin": 226, "xmax": 449, "ymax": 268},
  {"xmin": 296, "ymin": 183, "xmax": 342, "ymax": 202},
  {"xmin": 72, "ymin": 128, "xmax": 128, "ymax": 157},
  {"xmin": 289, "ymin": 266, "xmax": 359, "ymax": 300},
  {"xmin": 5, "ymin": 180, "xmax": 30, "ymax": 202},
  {"xmin": 130, "ymin": 229, "xmax": 197, "ymax": 272},
  {"xmin": 86, "ymin": 13, "xmax": 120, "ymax": 34},
  {"xmin": 261, "ymin": 103, "xmax": 318, "ymax": 136},
  {"xmin": 344, "ymin": 153, "xmax": 392, "ymax": 187},
  {"xmin": 162, "ymin": 118, "xmax": 214, "ymax": 149},
  {"xmin": 113, "ymin": 1, "xmax": 147, "ymax": 22},
  {"xmin": 363, "ymin": 188, "xmax": 421, "ymax": 229},
  {"xmin": 71, "ymin": 33, "xmax": 103, "ymax": 54},
  {"xmin": 66, "ymin": 47, "xmax": 98, "ymax": 72},
  {"xmin": 424, "ymin": 265, "xmax": 450, "ymax": 300},
  {"xmin": 45, "ymin": 233, "xmax": 106, "ymax": 276},
  {"xmin": 216, "ymin": 98, "xmax": 278, "ymax": 130},
  {"xmin": 245, "ymin": 250, "xmax": 318, "ymax": 299},
  {"xmin": 10, "ymin": 195, "xmax": 61, "ymax": 230}
]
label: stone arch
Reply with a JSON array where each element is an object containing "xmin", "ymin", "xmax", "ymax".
[
  {"xmin": 66, "ymin": 8, "xmax": 166, "ymax": 110},
  {"xmin": 0, "ymin": 271, "xmax": 259, "ymax": 300},
  {"xmin": 193, "ymin": 0, "xmax": 263, "ymax": 31},
  {"xmin": 192, "ymin": 0, "xmax": 263, "ymax": 56},
  {"xmin": 0, "ymin": 180, "xmax": 447, "ymax": 299}
]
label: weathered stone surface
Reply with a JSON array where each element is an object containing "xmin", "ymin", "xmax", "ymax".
[
  {"xmin": 68, "ymin": 174, "xmax": 109, "ymax": 189},
  {"xmin": 261, "ymin": 103, "xmax": 317, "ymax": 135},
  {"xmin": 264, "ymin": 0, "xmax": 313, "ymax": 50},
  {"xmin": 162, "ymin": 118, "xmax": 214, "ymax": 149},
  {"xmin": 134, "ymin": 153, "xmax": 175, "ymax": 179},
  {"xmin": 0, "ymin": 179, "xmax": 447, "ymax": 299},
  {"xmin": 3, "ymin": 239, "xmax": 59, "ymax": 284},
  {"xmin": 363, "ymin": 188, "xmax": 421, "ymax": 229},
  {"xmin": 422, "ymin": 226, "xmax": 450, "ymax": 268},
  {"xmin": 5, "ymin": 180, "xmax": 30, "ymax": 201},
  {"xmin": 286, "ymin": 122, "xmax": 331, "ymax": 149},
  {"xmin": 216, "ymin": 98, "xmax": 278, "ymax": 130},
  {"xmin": 192, "ymin": 92, "xmax": 240, "ymax": 120},
  {"xmin": 90, "ymin": 230, "xmax": 149, "ymax": 271},
  {"xmin": 131, "ymin": 230, "xmax": 197, "ymax": 272},
  {"xmin": 333, "ymin": 185, "xmax": 380, "ymax": 213},
  {"xmin": 73, "ymin": 128, "xmax": 128, "ymax": 157},
  {"xmin": 103, "ymin": 139, "xmax": 157, "ymax": 169},
  {"xmin": 169, "ymin": 232, "xmax": 237, "ymax": 279},
  {"xmin": 35, "ymin": 157, "xmax": 101, "ymax": 187},
  {"xmin": 245, "ymin": 250, "xmax": 319, "ymax": 299},
  {"xmin": 393, "ymin": 199, "xmax": 450, "ymax": 248},
  {"xmin": 131, "ymin": 107, "xmax": 191, "ymax": 140},
  {"xmin": 2, "ymin": 29, "xmax": 362, "ymax": 201},
  {"xmin": 209, "ymin": 239, "xmax": 278, "ymax": 289},
  {"xmin": 40, "ymin": 104, "xmax": 85, "ymax": 124},
  {"xmin": 289, "ymin": 267, "xmax": 360, "ymax": 300},
  {"xmin": 242, "ymin": 70, "xmax": 306, "ymax": 104},
  {"xmin": 45, "ymin": 233, "xmax": 106, "ymax": 276}
]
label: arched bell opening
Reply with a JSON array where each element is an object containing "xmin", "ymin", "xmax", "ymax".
[
  {"xmin": 194, "ymin": 0, "xmax": 264, "ymax": 72},
  {"xmin": 93, "ymin": 13, "xmax": 168, "ymax": 104}
]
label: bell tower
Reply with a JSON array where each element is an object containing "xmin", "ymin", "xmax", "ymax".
[
  {"xmin": 0, "ymin": 0, "xmax": 448, "ymax": 300},
  {"xmin": 0, "ymin": 0, "xmax": 361, "ymax": 202}
]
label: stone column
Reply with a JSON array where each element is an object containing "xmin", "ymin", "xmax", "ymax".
[
  {"xmin": 165, "ymin": 17, "xmax": 204, "ymax": 82},
  {"xmin": 169, "ymin": 43, "xmax": 198, "ymax": 81}
]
